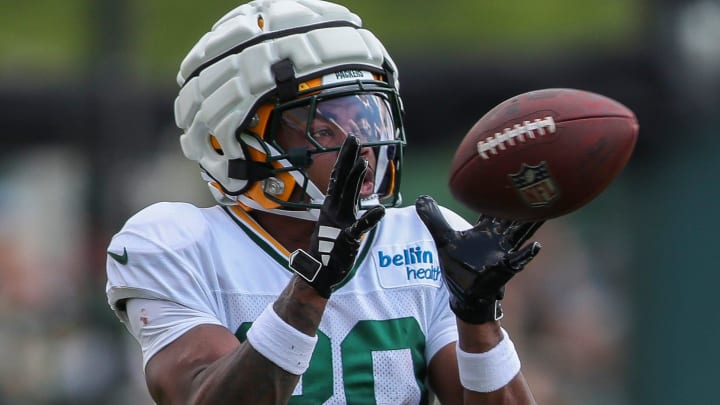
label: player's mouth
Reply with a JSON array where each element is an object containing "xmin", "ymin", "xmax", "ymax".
[{"xmin": 360, "ymin": 166, "xmax": 375, "ymax": 198}]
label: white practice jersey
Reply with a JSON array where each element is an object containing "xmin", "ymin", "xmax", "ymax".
[{"xmin": 106, "ymin": 202, "xmax": 471, "ymax": 404}]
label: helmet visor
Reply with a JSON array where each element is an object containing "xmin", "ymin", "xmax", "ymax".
[
  {"xmin": 280, "ymin": 93, "xmax": 398, "ymax": 148},
  {"xmin": 276, "ymin": 92, "xmax": 403, "ymax": 203}
]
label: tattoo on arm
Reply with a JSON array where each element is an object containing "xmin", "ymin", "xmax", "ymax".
[
  {"xmin": 176, "ymin": 276, "xmax": 327, "ymax": 404},
  {"xmin": 273, "ymin": 275, "xmax": 327, "ymax": 336}
]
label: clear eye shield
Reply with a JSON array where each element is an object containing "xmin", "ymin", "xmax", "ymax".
[
  {"xmin": 267, "ymin": 89, "xmax": 404, "ymax": 205},
  {"xmin": 279, "ymin": 93, "xmax": 398, "ymax": 148}
]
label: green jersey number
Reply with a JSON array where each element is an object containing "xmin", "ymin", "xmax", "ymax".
[{"xmin": 236, "ymin": 317, "xmax": 428, "ymax": 404}]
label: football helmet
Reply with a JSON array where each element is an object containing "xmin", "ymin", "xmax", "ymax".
[{"xmin": 175, "ymin": 0, "xmax": 406, "ymax": 220}]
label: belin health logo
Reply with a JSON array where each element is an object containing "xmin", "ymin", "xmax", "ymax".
[{"xmin": 377, "ymin": 246, "xmax": 440, "ymax": 281}]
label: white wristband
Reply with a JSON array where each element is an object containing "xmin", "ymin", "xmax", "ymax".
[
  {"xmin": 246, "ymin": 303, "xmax": 318, "ymax": 375},
  {"xmin": 456, "ymin": 328, "xmax": 521, "ymax": 393}
]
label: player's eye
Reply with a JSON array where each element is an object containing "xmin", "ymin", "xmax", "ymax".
[
  {"xmin": 311, "ymin": 127, "xmax": 333, "ymax": 139},
  {"xmin": 310, "ymin": 127, "xmax": 344, "ymax": 147}
]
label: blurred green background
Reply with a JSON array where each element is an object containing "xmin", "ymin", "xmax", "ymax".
[
  {"xmin": 0, "ymin": 0, "xmax": 642, "ymax": 76},
  {"xmin": 1, "ymin": 0, "xmax": 718, "ymax": 404}
]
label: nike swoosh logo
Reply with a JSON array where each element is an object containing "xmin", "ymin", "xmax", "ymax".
[{"xmin": 108, "ymin": 248, "xmax": 128, "ymax": 265}]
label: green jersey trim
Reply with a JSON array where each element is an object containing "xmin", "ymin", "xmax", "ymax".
[{"xmin": 222, "ymin": 205, "xmax": 378, "ymax": 290}]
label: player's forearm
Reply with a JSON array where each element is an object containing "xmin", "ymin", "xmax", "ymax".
[
  {"xmin": 457, "ymin": 320, "xmax": 504, "ymax": 353},
  {"xmin": 273, "ymin": 275, "xmax": 328, "ymax": 335},
  {"xmin": 188, "ymin": 276, "xmax": 327, "ymax": 405},
  {"xmin": 187, "ymin": 341, "xmax": 301, "ymax": 404},
  {"xmin": 457, "ymin": 321, "xmax": 537, "ymax": 405}
]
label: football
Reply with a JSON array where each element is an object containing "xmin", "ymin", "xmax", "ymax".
[{"xmin": 448, "ymin": 88, "xmax": 638, "ymax": 221}]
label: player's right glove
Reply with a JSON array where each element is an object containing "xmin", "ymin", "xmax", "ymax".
[
  {"xmin": 415, "ymin": 195, "xmax": 543, "ymax": 324},
  {"xmin": 289, "ymin": 136, "xmax": 385, "ymax": 298}
]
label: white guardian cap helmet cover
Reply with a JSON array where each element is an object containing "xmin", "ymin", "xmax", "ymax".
[{"xmin": 175, "ymin": 0, "xmax": 406, "ymax": 220}]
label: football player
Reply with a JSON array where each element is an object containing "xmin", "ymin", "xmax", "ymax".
[{"xmin": 106, "ymin": 1, "xmax": 543, "ymax": 403}]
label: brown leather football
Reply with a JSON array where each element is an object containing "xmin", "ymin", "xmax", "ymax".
[{"xmin": 449, "ymin": 88, "xmax": 639, "ymax": 220}]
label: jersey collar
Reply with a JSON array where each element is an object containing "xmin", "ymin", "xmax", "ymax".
[{"xmin": 222, "ymin": 205, "xmax": 377, "ymax": 289}]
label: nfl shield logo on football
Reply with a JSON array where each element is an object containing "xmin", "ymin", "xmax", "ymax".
[{"xmin": 509, "ymin": 162, "xmax": 559, "ymax": 207}]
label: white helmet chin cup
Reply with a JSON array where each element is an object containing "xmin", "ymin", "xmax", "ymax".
[{"xmin": 175, "ymin": 0, "xmax": 402, "ymax": 213}]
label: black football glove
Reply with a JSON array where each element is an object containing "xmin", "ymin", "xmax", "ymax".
[
  {"xmin": 289, "ymin": 136, "xmax": 385, "ymax": 298},
  {"xmin": 415, "ymin": 195, "xmax": 543, "ymax": 324}
]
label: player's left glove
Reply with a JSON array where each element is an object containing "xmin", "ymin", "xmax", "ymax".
[
  {"xmin": 289, "ymin": 136, "xmax": 385, "ymax": 298},
  {"xmin": 415, "ymin": 195, "xmax": 543, "ymax": 324}
]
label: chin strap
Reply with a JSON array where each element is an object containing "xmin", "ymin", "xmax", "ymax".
[{"xmin": 227, "ymin": 159, "xmax": 274, "ymax": 181}]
